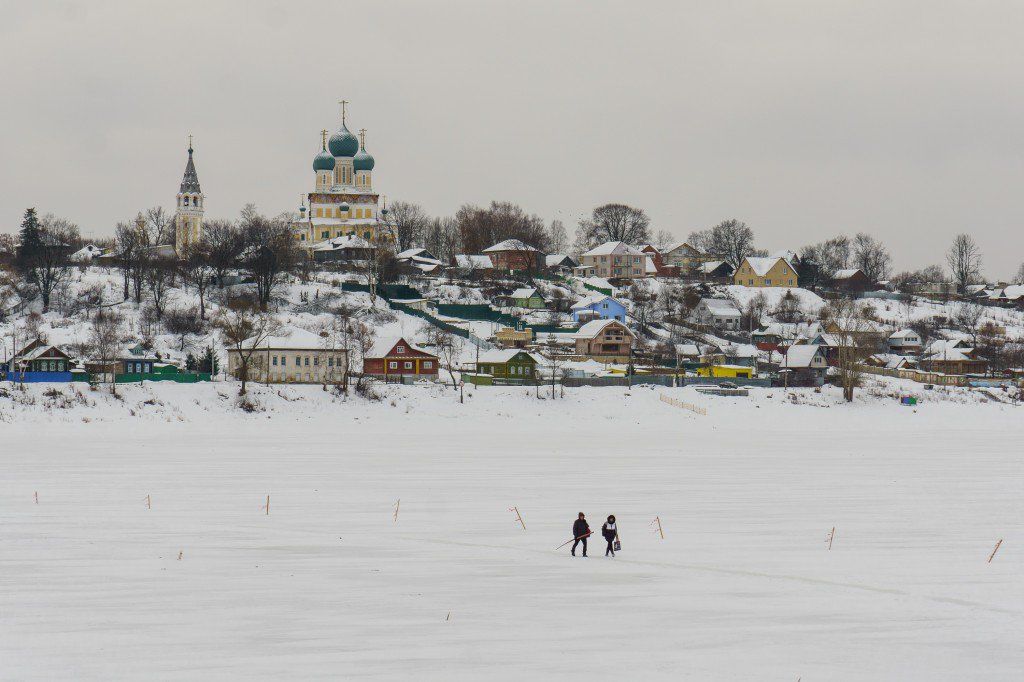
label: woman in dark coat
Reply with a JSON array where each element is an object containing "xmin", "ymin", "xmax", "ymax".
[{"xmin": 601, "ymin": 515, "xmax": 618, "ymax": 557}]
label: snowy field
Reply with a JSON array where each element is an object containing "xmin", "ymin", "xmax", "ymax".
[{"xmin": 2, "ymin": 381, "xmax": 1022, "ymax": 680}]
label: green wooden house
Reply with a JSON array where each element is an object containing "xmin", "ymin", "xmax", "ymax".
[
  {"xmin": 469, "ymin": 350, "xmax": 540, "ymax": 385},
  {"xmin": 508, "ymin": 287, "xmax": 547, "ymax": 309}
]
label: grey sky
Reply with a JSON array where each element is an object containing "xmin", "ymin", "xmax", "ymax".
[{"xmin": 2, "ymin": 1, "xmax": 1023, "ymax": 277}]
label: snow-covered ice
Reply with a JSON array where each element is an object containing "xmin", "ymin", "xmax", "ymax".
[{"xmin": 1, "ymin": 382, "xmax": 1022, "ymax": 680}]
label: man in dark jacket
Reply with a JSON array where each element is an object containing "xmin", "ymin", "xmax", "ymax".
[{"xmin": 571, "ymin": 512, "xmax": 590, "ymax": 557}]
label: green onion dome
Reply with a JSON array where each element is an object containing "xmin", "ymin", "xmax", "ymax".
[
  {"xmin": 313, "ymin": 145, "xmax": 335, "ymax": 172},
  {"xmin": 353, "ymin": 144, "xmax": 375, "ymax": 172},
  {"xmin": 328, "ymin": 123, "xmax": 359, "ymax": 157}
]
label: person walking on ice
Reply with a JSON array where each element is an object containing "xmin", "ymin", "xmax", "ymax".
[
  {"xmin": 571, "ymin": 512, "xmax": 590, "ymax": 557},
  {"xmin": 602, "ymin": 515, "xmax": 619, "ymax": 557}
]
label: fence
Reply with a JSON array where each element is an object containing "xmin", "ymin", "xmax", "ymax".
[
  {"xmin": 859, "ymin": 364, "xmax": 969, "ymax": 387},
  {"xmin": 659, "ymin": 393, "xmax": 708, "ymax": 415}
]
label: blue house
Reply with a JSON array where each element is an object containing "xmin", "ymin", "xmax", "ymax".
[{"xmin": 570, "ymin": 294, "xmax": 627, "ymax": 323}]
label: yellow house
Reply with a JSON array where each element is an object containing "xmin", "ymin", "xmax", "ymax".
[
  {"xmin": 697, "ymin": 364, "xmax": 753, "ymax": 378},
  {"xmin": 734, "ymin": 256, "xmax": 797, "ymax": 288}
]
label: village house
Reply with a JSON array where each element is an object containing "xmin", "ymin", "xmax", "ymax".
[
  {"xmin": 507, "ymin": 287, "xmax": 547, "ymax": 309},
  {"xmin": 362, "ymin": 336, "xmax": 438, "ymax": 380},
  {"xmin": 3, "ymin": 339, "xmax": 74, "ymax": 382},
  {"xmin": 887, "ymin": 329, "xmax": 922, "ymax": 354},
  {"xmin": 778, "ymin": 345, "xmax": 828, "ymax": 386},
  {"xmin": 470, "ymin": 349, "xmax": 540, "ymax": 384},
  {"xmin": 661, "ymin": 241, "xmax": 710, "ymax": 273},
  {"xmin": 226, "ymin": 326, "xmax": 347, "ymax": 384},
  {"xmin": 734, "ymin": 256, "xmax": 798, "ymax": 288},
  {"xmin": 482, "ymin": 239, "xmax": 543, "ymax": 272},
  {"xmin": 692, "ymin": 298, "xmax": 742, "ymax": 330},
  {"xmin": 311, "ymin": 234, "xmax": 374, "ymax": 263},
  {"xmin": 576, "ymin": 241, "xmax": 647, "ymax": 279},
  {"xmin": 637, "ymin": 245, "xmax": 679, "ymax": 277},
  {"xmin": 454, "ymin": 254, "xmax": 494, "ymax": 277},
  {"xmin": 494, "ymin": 327, "xmax": 534, "ymax": 349},
  {"xmin": 831, "ymin": 268, "xmax": 872, "ymax": 295},
  {"xmin": 396, "ymin": 248, "xmax": 445, "ymax": 275},
  {"xmin": 697, "ymin": 260, "xmax": 734, "ymax": 280},
  {"xmin": 573, "ymin": 319, "xmax": 636, "ymax": 362},
  {"xmin": 545, "ymin": 254, "xmax": 578, "ymax": 274},
  {"xmin": 570, "ymin": 294, "xmax": 627, "ymax": 323},
  {"xmin": 919, "ymin": 339, "xmax": 988, "ymax": 375}
]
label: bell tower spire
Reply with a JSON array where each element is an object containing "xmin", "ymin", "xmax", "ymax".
[{"xmin": 174, "ymin": 136, "xmax": 204, "ymax": 254}]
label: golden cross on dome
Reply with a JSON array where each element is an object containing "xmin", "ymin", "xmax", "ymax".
[
  {"xmin": 359, "ymin": 128, "xmax": 366, "ymax": 148},
  {"xmin": 321, "ymin": 129, "xmax": 328, "ymax": 148},
  {"xmin": 338, "ymin": 99, "xmax": 349, "ymax": 123},
  {"xmin": 188, "ymin": 133, "xmax": 193, "ymax": 150}
]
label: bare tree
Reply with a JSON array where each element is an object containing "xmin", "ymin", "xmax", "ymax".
[
  {"xmin": 946, "ymin": 233, "xmax": 982, "ymax": 294},
  {"xmin": 823, "ymin": 297, "xmax": 873, "ymax": 402},
  {"xmin": 145, "ymin": 257, "xmax": 176, "ymax": 320},
  {"xmin": 1014, "ymin": 262, "xmax": 1024, "ymax": 285},
  {"xmin": 547, "ymin": 219, "xmax": 569, "ymax": 254},
  {"xmin": 90, "ymin": 308, "xmax": 123, "ymax": 394},
  {"xmin": 774, "ymin": 289, "xmax": 804, "ymax": 323},
  {"xmin": 21, "ymin": 214, "xmax": 80, "ymax": 312},
  {"xmin": 742, "ymin": 290, "xmax": 769, "ymax": 333},
  {"xmin": 851, "ymin": 232, "xmax": 892, "ymax": 283},
  {"xmin": 382, "ymin": 201, "xmax": 430, "ymax": 253},
  {"xmin": 216, "ymin": 304, "xmax": 281, "ymax": 395},
  {"xmin": 542, "ymin": 335, "xmax": 566, "ymax": 399},
  {"xmin": 456, "ymin": 201, "xmax": 549, "ymax": 254},
  {"xmin": 654, "ymin": 229, "xmax": 674, "ymax": 250},
  {"xmin": 688, "ymin": 219, "xmax": 756, "ymax": 271},
  {"xmin": 954, "ymin": 301, "xmax": 985, "ymax": 347},
  {"xmin": 628, "ymin": 283, "xmax": 655, "ymax": 333},
  {"xmin": 422, "ymin": 324, "xmax": 463, "ymax": 389},
  {"xmin": 164, "ymin": 306, "xmax": 205, "ymax": 351},
  {"xmin": 240, "ymin": 213, "xmax": 299, "ymax": 310},
  {"xmin": 203, "ymin": 219, "xmax": 244, "ymax": 287},
  {"xmin": 423, "ymin": 216, "xmax": 461, "ymax": 265},
  {"xmin": 576, "ymin": 203, "xmax": 651, "ymax": 249},
  {"xmin": 145, "ymin": 206, "xmax": 175, "ymax": 245},
  {"xmin": 179, "ymin": 241, "xmax": 215, "ymax": 320}
]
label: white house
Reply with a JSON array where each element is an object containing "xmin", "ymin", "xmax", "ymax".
[
  {"xmin": 226, "ymin": 326, "xmax": 347, "ymax": 385},
  {"xmin": 692, "ymin": 298, "xmax": 742, "ymax": 330},
  {"xmin": 887, "ymin": 329, "xmax": 922, "ymax": 353}
]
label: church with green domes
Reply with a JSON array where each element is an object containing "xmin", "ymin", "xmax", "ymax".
[{"xmin": 291, "ymin": 101, "xmax": 386, "ymax": 248}]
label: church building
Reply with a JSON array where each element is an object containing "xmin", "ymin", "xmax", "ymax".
[
  {"xmin": 292, "ymin": 101, "xmax": 387, "ymax": 247},
  {"xmin": 174, "ymin": 139, "xmax": 204, "ymax": 254}
]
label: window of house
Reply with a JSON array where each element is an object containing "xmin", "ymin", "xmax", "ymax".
[
  {"xmin": 295, "ymin": 356, "xmax": 301, "ymax": 365},
  {"xmin": 272, "ymin": 356, "xmax": 278, "ymax": 366},
  {"xmin": 423, "ymin": 361, "xmax": 433, "ymax": 369},
  {"xmin": 748, "ymin": 279, "xmax": 753, "ymax": 285},
  {"xmin": 313, "ymin": 357, "xmax": 319, "ymax": 366},
  {"xmin": 389, "ymin": 361, "xmax": 398, "ymax": 369},
  {"xmin": 396, "ymin": 346, "xmax": 405, "ymax": 353},
  {"xmin": 766, "ymin": 279, "xmax": 772, "ymax": 285},
  {"xmin": 304, "ymin": 357, "xmax": 310, "ymax": 366},
  {"xmin": 322, "ymin": 231, "xmax": 329, "ymax": 239},
  {"xmin": 404, "ymin": 362, "xmax": 413, "ymax": 369}
]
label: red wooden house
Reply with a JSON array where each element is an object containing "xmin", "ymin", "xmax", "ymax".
[{"xmin": 362, "ymin": 336, "xmax": 439, "ymax": 379}]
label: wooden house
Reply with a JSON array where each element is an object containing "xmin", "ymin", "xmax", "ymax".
[
  {"xmin": 507, "ymin": 287, "xmax": 547, "ymax": 309},
  {"xmin": 362, "ymin": 336, "xmax": 439, "ymax": 379},
  {"xmin": 3, "ymin": 340, "xmax": 74, "ymax": 382},
  {"xmin": 831, "ymin": 268, "xmax": 872, "ymax": 294},
  {"xmin": 734, "ymin": 256, "xmax": 798, "ymax": 288},
  {"xmin": 482, "ymin": 239, "xmax": 543, "ymax": 272},
  {"xmin": 470, "ymin": 350, "xmax": 540, "ymax": 384},
  {"xmin": 778, "ymin": 345, "xmax": 828, "ymax": 386},
  {"xmin": 573, "ymin": 319, "xmax": 636, "ymax": 361}
]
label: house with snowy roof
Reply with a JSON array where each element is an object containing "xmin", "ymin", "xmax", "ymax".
[
  {"xmin": 576, "ymin": 241, "xmax": 647, "ymax": 279},
  {"xmin": 778, "ymin": 345, "xmax": 828, "ymax": 386},
  {"xmin": 454, "ymin": 254, "xmax": 494, "ymax": 276},
  {"xmin": 226, "ymin": 326, "xmax": 346, "ymax": 385},
  {"xmin": 3, "ymin": 339, "xmax": 74, "ymax": 383},
  {"xmin": 570, "ymin": 294, "xmax": 626, "ymax": 323},
  {"xmin": 734, "ymin": 256, "xmax": 798, "ymax": 288},
  {"xmin": 831, "ymin": 268, "xmax": 871, "ymax": 294},
  {"xmin": 363, "ymin": 336, "xmax": 438, "ymax": 380},
  {"xmin": 661, "ymin": 241, "xmax": 710, "ymax": 272},
  {"xmin": 573, "ymin": 319, "xmax": 635, "ymax": 361},
  {"xmin": 691, "ymin": 298, "xmax": 742, "ymax": 330},
  {"xmin": 311, "ymin": 234, "xmax": 374, "ymax": 263},
  {"xmin": 887, "ymin": 329, "xmax": 922, "ymax": 354},
  {"xmin": 468, "ymin": 349, "xmax": 541, "ymax": 385},
  {"xmin": 919, "ymin": 339, "xmax": 988, "ymax": 375},
  {"xmin": 482, "ymin": 239, "xmax": 543, "ymax": 272},
  {"xmin": 545, "ymin": 254, "xmax": 578, "ymax": 273},
  {"xmin": 506, "ymin": 287, "xmax": 547, "ymax": 309},
  {"xmin": 396, "ymin": 248, "xmax": 445, "ymax": 275}
]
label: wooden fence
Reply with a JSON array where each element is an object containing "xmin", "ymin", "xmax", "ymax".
[
  {"xmin": 659, "ymin": 393, "xmax": 707, "ymax": 415},
  {"xmin": 858, "ymin": 364, "xmax": 969, "ymax": 387}
]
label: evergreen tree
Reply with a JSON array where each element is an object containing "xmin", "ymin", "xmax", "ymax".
[{"xmin": 16, "ymin": 208, "xmax": 43, "ymax": 272}]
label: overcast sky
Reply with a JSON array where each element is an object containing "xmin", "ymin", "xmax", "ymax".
[{"xmin": 2, "ymin": 1, "xmax": 1023, "ymax": 277}]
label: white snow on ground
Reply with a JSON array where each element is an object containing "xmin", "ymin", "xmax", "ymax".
[
  {"xmin": 1, "ymin": 380, "xmax": 1022, "ymax": 680},
  {"xmin": 723, "ymin": 283, "xmax": 826, "ymax": 314}
]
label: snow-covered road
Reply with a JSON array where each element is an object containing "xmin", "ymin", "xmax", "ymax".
[{"xmin": 1, "ymin": 383, "xmax": 1021, "ymax": 680}]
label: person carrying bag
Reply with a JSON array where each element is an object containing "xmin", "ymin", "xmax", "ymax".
[{"xmin": 602, "ymin": 515, "xmax": 620, "ymax": 557}]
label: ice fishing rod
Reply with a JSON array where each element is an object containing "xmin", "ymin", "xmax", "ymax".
[{"xmin": 555, "ymin": 531, "xmax": 592, "ymax": 550}]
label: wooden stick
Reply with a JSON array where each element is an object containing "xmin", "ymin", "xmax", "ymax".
[
  {"xmin": 510, "ymin": 506, "xmax": 526, "ymax": 530},
  {"xmin": 655, "ymin": 516, "xmax": 664, "ymax": 539},
  {"xmin": 393, "ymin": 499, "xmax": 400, "ymax": 522},
  {"xmin": 446, "ymin": 611, "xmax": 451, "ymax": 621},
  {"xmin": 34, "ymin": 491, "xmax": 38, "ymax": 504},
  {"xmin": 988, "ymin": 538, "xmax": 1003, "ymax": 563},
  {"xmin": 264, "ymin": 494, "xmax": 270, "ymax": 516},
  {"xmin": 828, "ymin": 526, "xmax": 835, "ymax": 550},
  {"xmin": 146, "ymin": 494, "xmax": 151, "ymax": 510}
]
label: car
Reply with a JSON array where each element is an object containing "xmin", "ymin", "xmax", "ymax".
[{"xmin": 718, "ymin": 381, "xmax": 738, "ymax": 389}]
